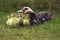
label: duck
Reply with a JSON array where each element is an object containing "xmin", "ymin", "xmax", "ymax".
[
  {"xmin": 36, "ymin": 11, "xmax": 53, "ymax": 23},
  {"xmin": 6, "ymin": 13, "xmax": 17, "ymax": 27},
  {"xmin": 16, "ymin": 13, "xmax": 23, "ymax": 26},
  {"xmin": 23, "ymin": 14, "xmax": 30, "ymax": 25}
]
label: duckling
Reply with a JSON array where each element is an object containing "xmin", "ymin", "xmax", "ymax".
[
  {"xmin": 23, "ymin": 14, "xmax": 30, "ymax": 25},
  {"xmin": 16, "ymin": 13, "xmax": 23, "ymax": 26},
  {"xmin": 6, "ymin": 13, "xmax": 17, "ymax": 27}
]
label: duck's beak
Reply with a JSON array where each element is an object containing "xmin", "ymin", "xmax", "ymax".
[{"xmin": 17, "ymin": 10, "xmax": 22, "ymax": 13}]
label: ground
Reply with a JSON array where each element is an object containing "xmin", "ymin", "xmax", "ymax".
[{"xmin": 0, "ymin": 10, "xmax": 60, "ymax": 40}]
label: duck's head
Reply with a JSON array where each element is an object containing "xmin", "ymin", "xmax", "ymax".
[
  {"xmin": 17, "ymin": 7, "xmax": 34, "ymax": 13},
  {"xmin": 16, "ymin": 13, "xmax": 22, "ymax": 18},
  {"xmin": 10, "ymin": 13, "xmax": 15, "ymax": 17}
]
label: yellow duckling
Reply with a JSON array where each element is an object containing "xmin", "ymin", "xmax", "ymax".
[
  {"xmin": 23, "ymin": 14, "xmax": 30, "ymax": 25},
  {"xmin": 6, "ymin": 13, "xmax": 17, "ymax": 27},
  {"xmin": 16, "ymin": 13, "xmax": 23, "ymax": 24}
]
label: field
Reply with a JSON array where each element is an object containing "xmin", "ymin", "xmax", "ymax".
[{"xmin": 0, "ymin": 10, "xmax": 60, "ymax": 40}]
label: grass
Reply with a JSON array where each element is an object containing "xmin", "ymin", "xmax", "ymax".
[{"xmin": 0, "ymin": 10, "xmax": 60, "ymax": 40}]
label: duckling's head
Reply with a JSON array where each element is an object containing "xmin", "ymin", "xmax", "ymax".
[
  {"xmin": 18, "ymin": 13, "xmax": 22, "ymax": 17},
  {"xmin": 10, "ymin": 13, "xmax": 15, "ymax": 17}
]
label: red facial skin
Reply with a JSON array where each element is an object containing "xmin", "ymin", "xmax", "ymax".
[{"xmin": 22, "ymin": 8, "xmax": 28, "ymax": 13}]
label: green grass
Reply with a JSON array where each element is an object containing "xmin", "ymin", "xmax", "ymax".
[{"xmin": 0, "ymin": 10, "xmax": 60, "ymax": 40}]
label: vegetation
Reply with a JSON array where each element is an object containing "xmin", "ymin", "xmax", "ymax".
[
  {"xmin": 0, "ymin": 10, "xmax": 60, "ymax": 40},
  {"xmin": 0, "ymin": 0, "xmax": 60, "ymax": 12},
  {"xmin": 0, "ymin": 0, "xmax": 60, "ymax": 40}
]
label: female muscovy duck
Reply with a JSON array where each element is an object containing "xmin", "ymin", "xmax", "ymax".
[
  {"xmin": 17, "ymin": 7, "xmax": 53, "ymax": 25},
  {"xmin": 27, "ymin": 11, "xmax": 53, "ymax": 24}
]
